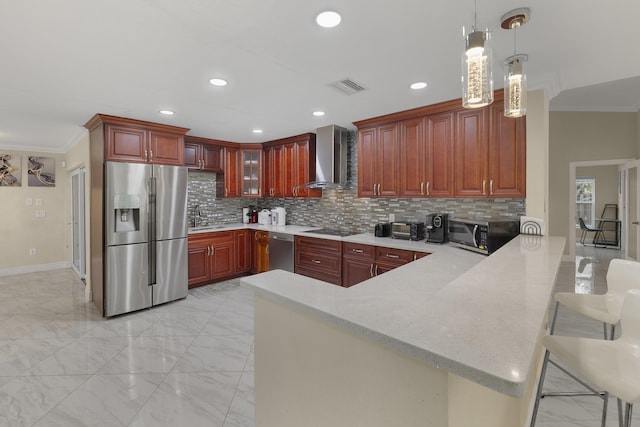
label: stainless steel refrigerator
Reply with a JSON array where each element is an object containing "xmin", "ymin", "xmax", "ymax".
[{"xmin": 104, "ymin": 162, "xmax": 188, "ymax": 317}]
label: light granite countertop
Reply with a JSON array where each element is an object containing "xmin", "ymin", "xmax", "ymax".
[{"xmin": 241, "ymin": 234, "xmax": 566, "ymax": 397}]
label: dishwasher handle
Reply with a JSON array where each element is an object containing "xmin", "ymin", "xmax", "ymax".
[{"xmin": 269, "ymin": 232, "xmax": 294, "ymax": 242}]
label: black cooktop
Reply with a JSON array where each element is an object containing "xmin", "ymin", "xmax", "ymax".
[{"xmin": 303, "ymin": 228, "xmax": 355, "ymax": 237}]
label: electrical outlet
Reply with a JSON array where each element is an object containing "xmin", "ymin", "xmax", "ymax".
[
  {"xmin": 35, "ymin": 198, "xmax": 43, "ymax": 206},
  {"xmin": 26, "ymin": 198, "xmax": 33, "ymax": 206},
  {"xmin": 389, "ymin": 213, "xmax": 395, "ymax": 222},
  {"xmin": 29, "ymin": 248, "xmax": 37, "ymax": 256},
  {"xmin": 35, "ymin": 210, "xmax": 46, "ymax": 218}
]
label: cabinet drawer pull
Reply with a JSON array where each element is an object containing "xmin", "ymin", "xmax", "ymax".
[
  {"xmin": 352, "ymin": 249, "xmax": 364, "ymax": 253},
  {"xmin": 413, "ymin": 253, "xmax": 417, "ymax": 261},
  {"xmin": 369, "ymin": 263, "xmax": 374, "ymax": 277},
  {"xmin": 312, "ymin": 259, "xmax": 321, "ymax": 264},
  {"xmin": 386, "ymin": 254, "xmax": 399, "ymax": 259}
]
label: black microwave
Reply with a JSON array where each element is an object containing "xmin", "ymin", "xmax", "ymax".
[{"xmin": 448, "ymin": 218, "xmax": 520, "ymax": 255}]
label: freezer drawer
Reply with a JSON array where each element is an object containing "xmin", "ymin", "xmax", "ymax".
[
  {"xmin": 153, "ymin": 238, "xmax": 188, "ymax": 306},
  {"xmin": 105, "ymin": 243, "xmax": 151, "ymax": 317}
]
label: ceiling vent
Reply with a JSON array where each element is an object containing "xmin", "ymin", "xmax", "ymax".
[{"xmin": 329, "ymin": 78, "xmax": 366, "ymax": 95}]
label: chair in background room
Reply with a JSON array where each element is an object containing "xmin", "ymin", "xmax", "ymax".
[{"xmin": 578, "ymin": 217, "xmax": 605, "ymax": 246}]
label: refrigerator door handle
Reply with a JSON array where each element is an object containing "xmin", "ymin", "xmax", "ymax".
[{"xmin": 148, "ymin": 176, "xmax": 157, "ymax": 285}]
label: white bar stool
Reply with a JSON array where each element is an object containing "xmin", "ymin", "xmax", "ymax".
[
  {"xmin": 538, "ymin": 289, "xmax": 640, "ymax": 427},
  {"xmin": 530, "ymin": 259, "xmax": 640, "ymax": 427}
]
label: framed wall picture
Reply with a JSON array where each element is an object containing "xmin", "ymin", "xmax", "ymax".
[
  {"xmin": 27, "ymin": 156, "xmax": 56, "ymax": 187},
  {"xmin": 1, "ymin": 154, "xmax": 22, "ymax": 186}
]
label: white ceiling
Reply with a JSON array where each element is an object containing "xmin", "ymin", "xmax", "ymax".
[{"xmin": 1, "ymin": 0, "xmax": 639, "ymax": 153}]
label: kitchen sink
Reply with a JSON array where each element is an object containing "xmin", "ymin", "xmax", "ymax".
[{"xmin": 189, "ymin": 225, "xmax": 226, "ymax": 231}]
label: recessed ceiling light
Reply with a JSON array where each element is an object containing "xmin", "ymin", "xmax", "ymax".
[
  {"xmin": 252, "ymin": 129, "xmax": 263, "ymax": 134},
  {"xmin": 313, "ymin": 111, "xmax": 325, "ymax": 117},
  {"xmin": 159, "ymin": 110, "xmax": 175, "ymax": 115},
  {"xmin": 410, "ymin": 82, "xmax": 428, "ymax": 90},
  {"xmin": 209, "ymin": 78, "xmax": 228, "ymax": 87},
  {"xmin": 316, "ymin": 11, "xmax": 341, "ymax": 28}
]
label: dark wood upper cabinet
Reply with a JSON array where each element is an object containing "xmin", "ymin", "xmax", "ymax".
[
  {"xmin": 84, "ymin": 114, "xmax": 189, "ymax": 166},
  {"xmin": 262, "ymin": 133, "xmax": 320, "ymax": 198},
  {"xmin": 399, "ymin": 117, "xmax": 426, "ymax": 197},
  {"xmin": 224, "ymin": 146, "xmax": 241, "ymax": 198},
  {"xmin": 489, "ymin": 102, "xmax": 526, "ymax": 197},
  {"xmin": 240, "ymin": 149, "xmax": 262, "ymax": 197},
  {"xmin": 357, "ymin": 124, "xmax": 399, "ymax": 197},
  {"xmin": 426, "ymin": 111, "xmax": 454, "ymax": 197},
  {"xmin": 184, "ymin": 136, "xmax": 224, "ymax": 172},
  {"xmin": 454, "ymin": 108, "xmax": 489, "ymax": 197}
]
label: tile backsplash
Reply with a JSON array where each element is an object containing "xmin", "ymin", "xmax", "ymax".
[{"xmin": 187, "ymin": 131, "xmax": 525, "ymax": 232}]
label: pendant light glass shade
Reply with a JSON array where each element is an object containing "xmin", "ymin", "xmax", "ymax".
[
  {"xmin": 504, "ymin": 54, "xmax": 528, "ymax": 118},
  {"xmin": 462, "ymin": 28, "xmax": 493, "ymax": 108}
]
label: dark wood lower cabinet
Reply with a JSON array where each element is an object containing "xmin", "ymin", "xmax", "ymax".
[
  {"xmin": 250, "ymin": 230, "xmax": 269, "ymax": 274},
  {"xmin": 294, "ymin": 236, "xmax": 343, "ymax": 286},
  {"xmin": 188, "ymin": 229, "xmax": 251, "ymax": 289},
  {"xmin": 342, "ymin": 242, "xmax": 430, "ymax": 287}
]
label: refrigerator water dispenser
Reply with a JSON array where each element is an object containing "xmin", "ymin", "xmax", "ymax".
[{"xmin": 114, "ymin": 194, "xmax": 140, "ymax": 232}]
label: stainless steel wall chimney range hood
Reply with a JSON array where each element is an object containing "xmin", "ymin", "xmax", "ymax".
[{"xmin": 303, "ymin": 125, "xmax": 348, "ymax": 189}]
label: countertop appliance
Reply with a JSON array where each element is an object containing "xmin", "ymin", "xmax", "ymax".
[
  {"xmin": 269, "ymin": 231, "xmax": 294, "ymax": 272},
  {"xmin": 271, "ymin": 207, "xmax": 286, "ymax": 226},
  {"xmin": 104, "ymin": 162, "xmax": 188, "ymax": 317},
  {"xmin": 258, "ymin": 209, "xmax": 271, "ymax": 225},
  {"xmin": 391, "ymin": 222, "xmax": 425, "ymax": 241},
  {"xmin": 374, "ymin": 222, "xmax": 391, "ymax": 237},
  {"xmin": 302, "ymin": 125, "xmax": 348, "ymax": 189},
  {"xmin": 426, "ymin": 214, "xmax": 448, "ymax": 243},
  {"xmin": 448, "ymin": 218, "xmax": 520, "ymax": 255}
]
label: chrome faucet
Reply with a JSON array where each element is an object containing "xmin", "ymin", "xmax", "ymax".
[{"xmin": 192, "ymin": 204, "xmax": 202, "ymax": 227}]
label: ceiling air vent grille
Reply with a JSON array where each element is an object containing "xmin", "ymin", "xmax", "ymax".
[{"xmin": 329, "ymin": 78, "xmax": 366, "ymax": 95}]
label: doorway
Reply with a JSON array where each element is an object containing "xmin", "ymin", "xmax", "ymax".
[
  {"xmin": 71, "ymin": 166, "xmax": 86, "ymax": 279},
  {"xmin": 569, "ymin": 159, "xmax": 632, "ymax": 261},
  {"xmin": 623, "ymin": 160, "xmax": 640, "ymax": 261}
]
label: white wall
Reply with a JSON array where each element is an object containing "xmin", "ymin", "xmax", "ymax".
[
  {"xmin": 525, "ymin": 90, "xmax": 549, "ymax": 224},
  {"xmin": 0, "ymin": 152, "xmax": 69, "ymax": 274}
]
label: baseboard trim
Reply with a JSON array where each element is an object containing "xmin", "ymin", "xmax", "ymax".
[{"xmin": 0, "ymin": 262, "xmax": 72, "ymax": 277}]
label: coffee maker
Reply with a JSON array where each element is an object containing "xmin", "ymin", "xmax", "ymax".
[{"xmin": 425, "ymin": 213, "xmax": 448, "ymax": 243}]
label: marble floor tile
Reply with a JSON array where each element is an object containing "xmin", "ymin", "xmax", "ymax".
[
  {"xmin": 98, "ymin": 335, "xmax": 195, "ymax": 374},
  {"xmin": 200, "ymin": 310, "xmax": 254, "ymax": 336},
  {"xmin": 140, "ymin": 311, "xmax": 213, "ymax": 337},
  {"xmin": 223, "ymin": 371, "xmax": 255, "ymax": 427},
  {"xmin": 34, "ymin": 373, "xmax": 165, "ymax": 427},
  {"xmin": 0, "ymin": 375, "xmax": 88, "ymax": 427},
  {"xmin": 172, "ymin": 335, "xmax": 253, "ymax": 373},
  {"xmin": 129, "ymin": 371, "xmax": 241, "ymax": 427},
  {"xmin": 0, "ymin": 338, "xmax": 72, "ymax": 376},
  {"xmin": 30, "ymin": 336, "xmax": 132, "ymax": 376}
]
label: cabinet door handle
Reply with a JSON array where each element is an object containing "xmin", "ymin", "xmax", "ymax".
[
  {"xmin": 312, "ymin": 259, "xmax": 321, "ymax": 264},
  {"xmin": 420, "ymin": 182, "xmax": 424, "ymax": 195},
  {"xmin": 369, "ymin": 263, "xmax": 374, "ymax": 277},
  {"xmin": 352, "ymin": 248, "xmax": 364, "ymax": 253},
  {"xmin": 211, "ymin": 246, "xmax": 214, "ymax": 255},
  {"xmin": 426, "ymin": 182, "xmax": 430, "ymax": 196},
  {"xmin": 490, "ymin": 179, "xmax": 494, "ymax": 195},
  {"xmin": 386, "ymin": 254, "xmax": 399, "ymax": 259},
  {"xmin": 482, "ymin": 180, "xmax": 486, "ymax": 195},
  {"xmin": 207, "ymin": 245, "xmax": 210, "ymax": 256},
  {"xmin": 374, "ymin": 264, "xmax": 379, "ymax": 276},
  {"xmin": 413, "ymin": 253, "xmax": 417, "ymax": 261},
  {"xmin": 225, "ymin": 188, "xmax": 228, "ymax": 197},
  {"xmin": 149, "ymin": 150, "xmax": 153, "ymax": 162},
  {"xmin": 144, "ymin": 150, "xmax": 148, "ymax": 161}
]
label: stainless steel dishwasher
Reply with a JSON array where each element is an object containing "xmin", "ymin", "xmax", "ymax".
[{"xmin": 269, "ymin": 232, "xmax": 294, "ymax": 272}]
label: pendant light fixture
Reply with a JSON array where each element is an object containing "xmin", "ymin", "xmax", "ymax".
[
  {"xmin": 501, "ymin": 8, "xmax": 530, "ymax": 118},
  {"xmin": 462, "ymin": 0, "xmax": 493, "ymax": 109}
]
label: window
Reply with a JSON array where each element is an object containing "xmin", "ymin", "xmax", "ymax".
[{"xmin": 576, "ymin": 177, "xmax": 595, "ymax": 227}]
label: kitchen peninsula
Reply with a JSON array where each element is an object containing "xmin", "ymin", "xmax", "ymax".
[{"xmin": 242, "ymin": 235, "xmax": 565, "ymax": 427}]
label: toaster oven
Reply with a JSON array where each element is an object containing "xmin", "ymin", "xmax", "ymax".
[{"xmin": 391, "ymin": 222, "xmax": 425, "ymax": 241}]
